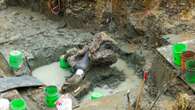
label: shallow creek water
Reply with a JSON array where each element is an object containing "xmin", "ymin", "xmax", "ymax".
[
  {"xmin": 82, "ymin": 58, "xmax": 141, "ymax": 101},
  {"xmin": 32, "ymin": 62, "xmax": 72, "ymax": 89},
  {"xmin": 32, "ymin": 58, "xmax": 141, "ymax": 98}
]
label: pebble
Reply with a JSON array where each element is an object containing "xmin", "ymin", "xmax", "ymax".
[{"xmin": 0, "ymin": 0, "xmax": 6, "ymax": 10}]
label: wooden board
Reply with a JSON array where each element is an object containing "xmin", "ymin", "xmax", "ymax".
[
  {"xmin": 162, "ymin": 33, "xmax": 195, "ymax": 44},
  {"xmin": 0, "ymin": 75, "xmax": 43, "ymax": 93},
  {"xmin": 0, "ymin": 51, "xmax": 13, "ymax": 77},
  {"xmin": 157, "ymin": 39, "xmax": 195, "ymax": 91}
]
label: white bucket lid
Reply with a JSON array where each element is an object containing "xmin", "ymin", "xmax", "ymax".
[{"xmin": 0, "ymin": 98, "xmax": 10, "ymax": 110}]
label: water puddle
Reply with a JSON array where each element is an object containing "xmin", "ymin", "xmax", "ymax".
[
  {"xmin": 82, "ymin": 58, "xmax": 141, "ymax": 100},
  {"xmin": 32, "ymin": 62, "xmax": 72, "ymax": 89},
  {"xmin": 111, "ymin": 58, "xmax": 141, "ymax": 91},
  {"xmin": 32, "ymin": 58, "xmax": 141, "ymax": 99}
]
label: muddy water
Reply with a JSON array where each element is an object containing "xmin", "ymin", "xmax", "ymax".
[
  {"xmin": 83, "ymin": 58, "xmax": 141, "ymax": 100},
  {"xmin": 32, "ymin": 58, "xmax": 141, "ymax": 99},
  {"xmin": 32, "ymin": 62, "xmax": 72, "ymax": 89},
  {"xmin": 112, "ymin": 58, "xmax": 141, "ymax": 91}
]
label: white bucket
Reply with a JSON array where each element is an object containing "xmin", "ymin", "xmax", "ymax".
[
  {"xmin": 56, "ymin": 94, "xmax": 72, "ymax": 110},
  {"xmin": 0, "ymin": 98, "xmax": 10, "ymax": 110}
]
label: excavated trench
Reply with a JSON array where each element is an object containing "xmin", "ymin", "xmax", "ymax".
[
  {"xmin": 2, "ymin": 0, "xmax": 194, "ymax": 109},
  {"xmin": 0, "ymin": 5, "xmax": 146, "ymax": 109}
]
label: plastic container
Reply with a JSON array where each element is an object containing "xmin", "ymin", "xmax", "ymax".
[
  {"xmin": 0, "ymin": 98, "xmax": 10, "ymax": 110},
  {"xmin": 181, "ymin": 51, "xmax": 195, "ymax": 73},
  {"xmin": 44, "ymin": 86, "xmax": 59, "ymax": 108},
  {"xmin": 10, "ymin": 98, "xmax": 27, "ymax": 110},
  {"xmin": 56, "ymin": 94, "xmax": 72, "ymax": 110},
  {"xmin": 91, "ymin": 92, "xmax": 103, "ymax": 100},
  {"xmin": 9, "ymin": 50, "xmax": 23, "ymax": 70},
  {"xmin": 185, "ymin": 59, "xmax": 195, "ymax": 83},
  {"xmin": 59, "ymin": 55, "xmax": 70, "ymax": 69},
  {"xmin": 172, "ymin": 43, "xmax": 187, "ymax": 66}
]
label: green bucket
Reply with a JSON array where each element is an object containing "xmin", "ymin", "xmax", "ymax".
[
  {"xmin": 59, "ymin": 55, "xmax": 70, "ymax": 69},
  {"xmin": 44, "ymin": 86, "xmax": 59, "ymax": 108},
  {"xmin": 91, "ymin": 92, "xmax": 103, "ymax": 100},
  {"xmin": 9, "ymin": 50, "xmax": 23, "ymax": 70},
  {"xmin": 185, "ymin": 59, "xmax": 195, "ymax": 83},
  {"xmin": 172, "ymin": 43, "xmax": 187, "ymax": 66},
  {"xmin": 10, "ymin": 98, "xmax": 27, "ymax": 110}
]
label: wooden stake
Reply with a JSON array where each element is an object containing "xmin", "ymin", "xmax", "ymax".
[
  {"xmin": 135, "ymin": 80, "xmax": 145, "ymax": 110},
  {"xmin": 127, "ymin": 91, "xmax": 132, "ymax": 110},
  {"xmin": 135, "ymin": 71, "xmax": 148, "ymax": 110}
]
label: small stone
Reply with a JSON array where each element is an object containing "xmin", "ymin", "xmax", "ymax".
[
  {"xmin": 11, "ymin": 11, "xmax": 20, "ymax": 16},
  {"xmin": 29, "ymin": 16, "xmax": 34, "ymax": 20},
  {"xmin": 66, "ymin": 8, "xmax": 72, "ymax": 14},
  {"xmin": 0, "ymin": 0, "xmax": 7, "ymax": 10}
]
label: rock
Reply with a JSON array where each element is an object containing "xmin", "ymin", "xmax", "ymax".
[
  {"xmin": 66, "ymin": 32, "xmax": 118, "ymax": 68},
  {"xmin": 6, "ymin": 0, "xmax": 18, "ymax": 6},
  {"xmin": 130, "ymin": 50, "xmax": 145, "ymax": 67},
  {"xmin": 11, "ymin": 11, "xmax": 20, "ymax": 16},
  {"xmin": 30, "ymin": 0, "xmax": 40, "ymax": 12},
  {"xmin": 126, "ymin": 22, "xmax": 139, "ymax": 38},
  {"xmin": 0, "ymin": 90, "xmax": 21, "ymax": 100},
  {"xmin": 0, "ymin": 0, "xmax": 6, "ymax": 10},
  {"xmin": 92, "ymin": 49, "xmax": 117, "ymax": 66}
]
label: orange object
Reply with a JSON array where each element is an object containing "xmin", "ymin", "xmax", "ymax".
[
  {"xmin": 48, "ymin": 0, "xmax": 63, "ymax": 15},
  {"xmin": 181, "ymin": 51, "xmax": 195, "ymax": 73}
]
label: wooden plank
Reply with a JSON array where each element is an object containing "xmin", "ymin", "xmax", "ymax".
[
  {"xmin": 157, "ymin": 40, "xmax": 195, "ymax": 67},
  {"xmin": 162, "ymin": 33, "xmax": 195, "ymax": 44},
  {"xmin": 0, "ymin": 51, "xmax": 13, "ymax": 76},
  {"xmin": 157, "ymin": 39, "xmax": 195, "ymax": 91},
  {"xmin": 20, "ymin": 91, "xmax": 43, "ymax": 110},
  {"xmin": 0, "ymin": 75, "xmax": 43, "ymax": 93}
]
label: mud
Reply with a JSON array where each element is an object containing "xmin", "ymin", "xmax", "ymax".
[
  {"xmin": 0, "ymin": 6, "xmax": 169, "ymax": 110},
  {"xmin": 1, "ymin": 1, "xmax": 195, "ymax": 109},
  {"xmin": 0, "ymin": 6, "xmax": 144, "ymax": 108},
  {"xmin": 87, "ymin": 58, "xmax": 141, "ymax": 98},
  {"xmin": 0, "ymin": 7, "xmax": 94, "ymax": 69}
]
